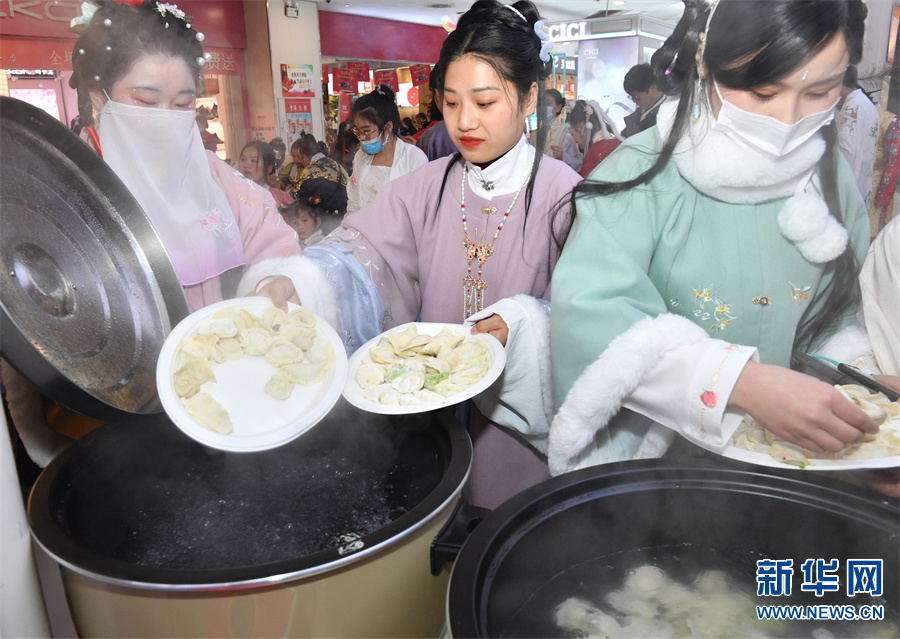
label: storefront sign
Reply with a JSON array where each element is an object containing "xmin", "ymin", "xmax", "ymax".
[
  {"xmin": 331, "ymin": 67, "xmax": 354, "ymax": 94},
  {"xmin": 552, "ymin": 55, "xmax": 577, "ymax": 73},
  {"xmin": 409, "ymin": 63, "xmax": 430, "ymax": 87},
  {"xmin": 250, "ymin": 112, "xmax": 276, "ymax": 142},
  {"xmin": 547, "ymin": 21, "xmax": 587, "ymax": 42},
  {"xmin": 281, "ymin": 63, "xmax": 315, "ymax": 97},
  {"xmin": 347, "ymin": 61, "xmax": 370, "ymax": 82},
  {"xmin": 373, "ymin": 69, "xmax": 399, "ymax": 93}
]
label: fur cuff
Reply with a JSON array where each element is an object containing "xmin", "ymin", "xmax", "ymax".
[
  {"xmin": 548, "ymin": 313, "xmax": 708, "ymax": 476},
  {"xmin": 237, "ymin": 256, "xmax": 340, "ymax": 331},
  {"xmin": 513, "ymin": 294, "xmax": 554, "ymax": 423},
  {"xmin": 813, "ymin": 325, "xmax": 873, "ymax": 368}
]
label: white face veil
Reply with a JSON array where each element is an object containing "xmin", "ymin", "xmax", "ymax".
[{"xmin": 97, "ymin": 99, "xmax": 244, "ymax": 286}]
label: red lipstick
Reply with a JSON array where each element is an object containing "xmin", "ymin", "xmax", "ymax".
[{"xmin": 458, "ymin": 136, "xmax": 483, "ymax": 148}]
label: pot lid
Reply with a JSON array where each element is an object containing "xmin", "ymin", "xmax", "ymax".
[{"xmin": 0, "ymin": 97, "xmax": 189, "ymax": 420}]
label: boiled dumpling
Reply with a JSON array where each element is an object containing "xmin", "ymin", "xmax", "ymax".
[
  {"xmin": 212, "ymin": 307, "xmax": 258, "ymax": 332},
  {"xmin": 285, "ymin": 325, "xmax": 317, "ymax": 351},
  {"xmin": 287, "ymin": 307, "xmax": 317, "ymax": 328},
  {"xmin": 356, "ymin": 362, "xmax": 385, "ymax": 388},
  {"xmin": 261, "ymin": 306, "xmax": 288, "ymax": 334},
  {"xmin": 177, "ymin": 333, "xmax": 218, "ymax": 361},
  {"xmin": 182, "ymin": 392, "xmax": 233, "ymax": 434},
  {"xmin": 399, "ymin": 393, "xmax": 421, "ymax": 406},
  {"xmin": 265, "ymin": 339, "xmax": 305, "ymax": 367},
  {"xmin": 197, "ymin": 317, "xmax": 238, "ymax": 338},
  {"xmin": 380, "ymin": 388, "xmax": 401, "ymax": 405},
  {"xmin": 279, "ymin": 361, "xmax": 326, "ymax": 386},
  {"xmin": 413, "ymin": 389, "xmax": 444, "ymax": 403},
  {"xmin": 391, "ymin": 371, "xmax": 425, "ymax": 393},
  {"xmin": 237, "ymin": 327, "xmax": 273, "ymax": 356},
  {"xmin": 265, "ymin": 373, "xmax": 293, "ymax": 400},
  {"xmin": 211, "ymin": 337, "xmax": 244, "ymax": 363},
  {"xmin": 173, "ymin": 357, "xmax": 216, "ymax": 398},
  {"xmin": 369, "ymin": 345, "xmax": 399, "ymax": 365},
  {"xmin": 305, "ymin": 339, "xmax": 334, "ymax": 367}
]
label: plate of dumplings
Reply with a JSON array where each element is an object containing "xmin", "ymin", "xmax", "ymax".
[
  {"xmin": 156, "ymin": 298, "xmax": 347, "ymax": 452},
  {"xmin": 342, "ymin": 322, "xmax": 506, "ymax": 415}
]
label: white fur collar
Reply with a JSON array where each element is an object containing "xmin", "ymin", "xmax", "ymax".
[
  {"xmin": 656, "ymin": 99, "xmax": 848, "ymax": 263},
  {"xmin": 466, "ymin": 134, "xmax": 534, "ymax": 199}
]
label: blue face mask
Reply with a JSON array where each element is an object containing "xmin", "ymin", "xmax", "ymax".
[
  {"xmin": 360, "ymin": 130, "xmax": 387, "ymax": 155},
  {"xmin": 546, "ymin": 106, "xmax": 556, "ymax": 120}
]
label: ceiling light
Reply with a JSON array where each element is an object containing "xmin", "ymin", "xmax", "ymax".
[
  {"xmin": 612, "ymin": 0, "xmax": 625, "ymax": 4},
  {"xmin": 426, "ymin": 3, "xmax": 452, "ymax": 8}
]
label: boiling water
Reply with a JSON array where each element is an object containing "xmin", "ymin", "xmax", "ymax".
[{"xmin": 498, "ymin": 545, "xmax": 898, "ymax": 639}]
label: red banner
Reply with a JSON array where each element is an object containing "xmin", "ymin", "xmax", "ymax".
[
  {"xmin": 331, "ymin": 67, "xmax": 354, "ymax": 94},
  {"xmin": 373, "ymin": 69, "xmax": 399, "ymax": 93},
  {"xmin": 409, "ymin": 64, "xmax": 431, "ymax": 87},
  {"xmin": 347, "ymin": 61, "xmax": 370, "ymax": 82},
  {"xmin": 322, "ymin": 63, "xmax": 328, "ymax": 83},
  {"xmin": 0, "ymin": 37, "xmax": 241, "ymax": 75},
  {"xmin": 338, "ymin": 93, "xmax": 353, "ymax": 125}
]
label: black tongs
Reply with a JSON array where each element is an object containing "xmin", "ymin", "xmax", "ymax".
[{"xmin": 791, "ymin": 351, "xmax": 899, "ymax": 402}]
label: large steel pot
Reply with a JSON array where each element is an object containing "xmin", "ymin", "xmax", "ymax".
[
  {"xmin": 446, "ymin": 459, "xmax": 900, "ymax": 638},
  {"xmin": 28, "ymin": 400, "xmax": 471, "ymax": 637}
]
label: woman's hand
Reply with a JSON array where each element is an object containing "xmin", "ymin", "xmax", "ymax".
[
  {"xmin": 550, "ymin": 144, "xmax": 563, "ymax": 160},
  {"xmin": 471, "ymin": 314, "xmax": 509, "ymax": 346},
  {"xmin": 254, "ymin": 276, "xmax": 299, "ymax": 312},
  {"xmin": 873, "ymin": 374, "xmax": 900, "ymax": 394},
  {"xmin": 729, "ymin": 361, "xmax": 880, "ymax": 453}
]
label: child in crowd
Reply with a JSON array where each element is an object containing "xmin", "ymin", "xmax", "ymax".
[{"xmin": 282, "ymin": 202, "xmax": 324, "ymax": 247}]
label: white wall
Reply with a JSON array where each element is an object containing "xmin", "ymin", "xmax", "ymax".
[
  {"xmin": 860, "ymin": 0, "xmax": 897, "ymax": 102},
  {"xmin": 266, "ymin": 0, "xmax": 325, "ymax": 142}
]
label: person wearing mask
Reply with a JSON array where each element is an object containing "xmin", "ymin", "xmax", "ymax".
[
  {"xmin": 622, "ymin": 63, "xmax": 666, "ymax": 138},
  {"xmin": 238, "ymin": 140, "xmax": 294, "ymax": 209},
  {"xmin": 346, "ymin": 85, "xmax": 427, "ymax": 213},
  {"xmin": 293, "ymin": 0, "xmax": 581, "ymax": 507},
  {"xmin": 538, "ymin": 88, "xmax": 567, "ymax": 159},
  {"xmin": 837, "ymin": 65, "xmax": 879, "ymax": 207},
  {"xmin": 549, "ymin": 0, "xmax": 898, "ymax": 498}
]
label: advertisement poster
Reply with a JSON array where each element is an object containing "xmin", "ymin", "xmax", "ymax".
[
  {"xmin": 285, "ymin": 98, "xmax": 312, "ymax": 146},
  {"xmin": 332, "ymin": 67, "xmax": 355, "ymax": 94},
  {"xmin": 373, "ymin": 69, "xmax": 399, "ymax": 93},
  {"xmin": 409, "ymin": 64, "xmax": 431, "ymax": 87},
  {"xmin": 250, "ymin": 112, "xmax": 277, "ymax": 142},
  {"xmin": 348, "ymin": 61, "xmax": 371, "ymax": 82},
  {"xmin": 578, "ymin": 36, "xmax": 639, "ymax": 133},
  {"xmin": 281, "ymin": 63, "xmax": 315, "ymax": 97}
]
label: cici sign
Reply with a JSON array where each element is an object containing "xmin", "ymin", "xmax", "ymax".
[{"xmin": 547, "ymin": 21, "xmax": 588, "ymax": 42}]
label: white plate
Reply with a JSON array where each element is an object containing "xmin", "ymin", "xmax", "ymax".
[
  {"xmin": 156, "ymin": 298, "xmax": 348, "ymax": 452},
  {"xmin": 682, "ymin": 427, "xmax": 900, "ymax": 471},
  {"xmin": 342, "ymin": 322, "xmax": 506, "ymax": 415}
]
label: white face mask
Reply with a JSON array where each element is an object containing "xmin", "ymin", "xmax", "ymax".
[
  {"xmin": 712, "ymin": 80, "xmax": 838, "ymax": 157},
  {"xmin": 97, "ymin": 99, "xmax": 244, "ymax": 285}
]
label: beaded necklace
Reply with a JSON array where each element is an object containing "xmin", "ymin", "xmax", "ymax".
[{"xmin": 460, "ymin": 164, "xmax": 529, "ymax": 319}]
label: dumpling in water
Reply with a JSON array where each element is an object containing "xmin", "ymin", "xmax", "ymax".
[
  {"xmin": 211, "ymin": 337, "xmax": 244, "ymax": 363},
  {"xmin": 237, "ymin": 327, "xmax": 273, "ymax": 357},
  {"xmin": 265, "ymin": 374, "xmax": 293, "ymax": 400},
  {"xmin": 265, "ymin": 339, "xmax": 305, "ymax": 367},
  {"xmin": 279, "ymin": 361, "xmax": 326, "ymax": 386},
  {"xmin": 287, "ymin": 307, "xmax": 317, "ymax": 328},
  {"xmin": 182, "ymin": 392, "xmax": 233, "ymax": 434},
  {"xmin": 173, "ymin": 357, "xmax": 216, "ymax": 398}
]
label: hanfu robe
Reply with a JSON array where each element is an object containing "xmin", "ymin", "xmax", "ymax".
[{"xmin": 549, "ymin": 125, "xmax": 871, "ymax": 474}]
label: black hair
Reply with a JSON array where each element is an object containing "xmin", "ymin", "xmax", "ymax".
[
  {"xmin": 623, "ymin": 63, "xmax": 655, "ymax": 94},
  {"xmin": 546, "ymin": 88, "xmax": 565, "ymax": 108},
  {"xmin": 299, "ymin": 135, "xmax": 320, "ymax": 158},
  {"xmin": 430, "ymin": 1, "xmax": 570, "ymax": 248},
  {"xmin": 282, "ymin": 200, "xmax": 321, "ymax": 220},
  {"xmin": 350, "ymin": 85, "xmax": 402, "ymax": 139},
  {"xmin": 69, "ymin": 0, "xmax": 204, "ymax": 132},
  {"xmin": 568, "ymin": 0, "xmax": 868, "ymax": 353},
  {"xmin": 566, "ymin": 99, "xmax": 603, "ymax": 135},
  {"xmin": 842, "ymin": 64, "xmax": 859, "ymax": 88},
  {"xmin": 290, "ymin": 138, "xmax": 303, "ymax": 152},
  {"xmin": 239, "ymin": 140, "xmax": 277, "ymax": 178}
]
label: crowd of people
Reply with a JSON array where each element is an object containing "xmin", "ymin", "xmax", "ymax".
[{"xmin": 4, "ymin": 0, "xmax": 899, "ymax": 509}]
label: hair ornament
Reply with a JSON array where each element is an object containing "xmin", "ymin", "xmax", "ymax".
[
  {"xmin": 103, "ymin": 17, "xmax": 112, "ymax": 26},
  {"xmin": 195, "ymin": 31, "xmax": 205, "ymax": 41},
  {"xmin": 69, "ymin": 1, "xmax": 97, "ymax": 33},
  {"xmin": 156, "ymin": 2, "xmax": 186, "ymax": 21},
  {"xmin": 375, "ymin": 85, "xmax": 385, "ymax": 95},
  {"xmin": 93, "ymin": 74, "xmax": 101, "ymax": 81},
  {"xmin": 533, "ymin": 20, "xmax": 555, "ymax": 63},
  {"xmin": 204, "ymin": 52, "xmax": 212, "ymax": 61},
  {"xmin": 504, "ymin": 4, "xmax": 527, "ymax": 22},
  {"xmin": 197, "ymin": 56, "xmax": 206, "ymax": 66},
  {"xmin": 185, "ymin": 22, "xmax": 191, "ymax": 29},
  {"xmin": 441, "ymin": 15, "xmax": 457, "ymax": 33}
]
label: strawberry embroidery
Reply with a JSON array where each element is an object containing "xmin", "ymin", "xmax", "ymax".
[{"xmin": 700, "ymin": 389, "xmax": 717, "ymax": 408}]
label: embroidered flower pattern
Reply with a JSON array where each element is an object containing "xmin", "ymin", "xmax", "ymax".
[
  {"xmin": 693, "ymin": 284, "xmax": 736, "ymax": 333},
  {"xmin": 789, "ymin": 281, "xmax": 811, "ymax": 305},
  {"xmin": 200, "ymin": 208, "xmax": 234, "ymax": 238}
]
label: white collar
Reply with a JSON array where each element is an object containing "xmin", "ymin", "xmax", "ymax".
[
  {"xmin": 310, "ymin": 152, "xmax": 325, "ymax": 164},
  {"xmin": 656, "ymin": 99, "xmax": 847, "ymax": 263},
  {"xmin": 465, "ymin": 134, "xmax": 534, "ymax": 199},
  {"xmin": 639, "ymin": 95, "xmax": 666, "ymax": 121}
]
